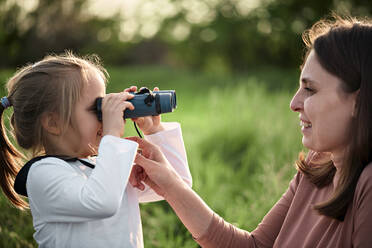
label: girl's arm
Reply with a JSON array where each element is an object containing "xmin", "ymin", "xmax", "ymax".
[
  {"xmin": 27, "ymin": 135, "xmax": 138, "ymax": 222},
  {"xmin": 135, "ymin": 122, "xmax": 192, "ymax": 202}
]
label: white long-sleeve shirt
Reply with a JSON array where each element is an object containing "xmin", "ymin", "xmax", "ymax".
[{"xmin": 26, "ymin": 122, "xmax": 191, "ymax": 248}]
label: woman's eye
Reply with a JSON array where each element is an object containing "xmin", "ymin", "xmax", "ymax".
[{"xmin": 304, "ymin": 87, "xmax": 315, "ymax": 93}]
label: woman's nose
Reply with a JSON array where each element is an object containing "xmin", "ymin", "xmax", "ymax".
[{"xmin": 290, "ymin": 91, "xmax": 303, "ymax": 112}]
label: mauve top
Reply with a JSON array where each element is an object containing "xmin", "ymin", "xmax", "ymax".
[{"xmin": 196, "ymin": 163, "xmax": 372, "ymax": 248}]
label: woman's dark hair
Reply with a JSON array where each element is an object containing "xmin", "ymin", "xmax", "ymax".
[{"xmin": 297, "ymin": 14, "xmax": 372, "ymax": 221}]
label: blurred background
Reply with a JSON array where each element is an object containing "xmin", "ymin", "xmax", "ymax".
[
  {"xmin": 1, "ymin": 0, "xmax": 371, "ymax": 71},
  {"xmin": 1, "ymin": 0, "xmax": 371, "ymax": 247}
]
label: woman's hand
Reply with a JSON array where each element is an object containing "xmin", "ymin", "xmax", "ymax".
[
  {"xmin": 124, "ymin": 86, "xmax": 165, "ymax": 135},
  {"xmin": 127, "ymin": 138, "xmax": 215, "ymax": 240},
  {"xmin": 126, "ymin": 136, "xmax": 183, "ymax": 197},
  {"xmin": 101, "ymin": 92, "xmax": 134, "ymax": 137}
]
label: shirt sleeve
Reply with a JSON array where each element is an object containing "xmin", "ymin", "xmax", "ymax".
[
  {"xmin": 352, "ymin": 164, "xmax": 372, "ymax": 247},
  {"xmin": 27, "ymin": 135, "xmax": 138, "ymax": 223},
  {"xmin": 195, "ymin": 172, "xmax": 302, "ymax": 248},
  {"xmin": 136, "ymin": 122, "xmax": 192, "ymax": 203}
]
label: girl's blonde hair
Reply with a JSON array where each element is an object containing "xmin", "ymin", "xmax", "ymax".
[{"xmin": 0, "ymin": 52, "xmax": 108, "ymax": 209}]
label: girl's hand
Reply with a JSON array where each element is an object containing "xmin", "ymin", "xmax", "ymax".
[
  {"xmin": 124, "ymin": 86, "xmax": 165, "ymax": 135},
  {"xmin": 126, "ymin": 136, "xmax": 183, "ymax": 197},
  {"xmin": 101, "ymin": 92, "xmax": 134, "ymax": 137},
  {"xmin": 129, "ymin": 164, "xmax": 147, "ymax": 191}
]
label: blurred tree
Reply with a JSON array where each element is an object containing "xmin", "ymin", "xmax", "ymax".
[
  {"xmin": 0, "ymin": 0, "xmax": 128, "ymax": 67},
  {"xmin": 0, "ymin": 0, "xmax": 23, "ymax": 67},
  {"xmin": 153, "ymin": 0, "xmax": 372, "ymax": 72},
  {"xmin": 0, "ymin": 0, "xmax": 372, "ymax": 70}
]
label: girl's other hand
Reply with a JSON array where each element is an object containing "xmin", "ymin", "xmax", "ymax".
[
  {"xmin": 124, "ymin": 86, "xmax": 165, "ymax": 135},
  {"xmin": 101, "ymin": 92, "xmax": 134, "ymax": 137},
  {"xmin": 126, "ymin": 136, "xmax": 183, "ymax": 197},
  {"xmin": 129, "ymin": 164, "xmax": 147, "ymax": 191}
]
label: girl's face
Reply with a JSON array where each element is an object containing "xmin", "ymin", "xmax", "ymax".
[
  {"xmin": 63, "ymin": 69, "xmax": 106, "ymax": 157},
  {"xmin": 290, "ymin": 50, "xmax": 357, "ymax": 154}
]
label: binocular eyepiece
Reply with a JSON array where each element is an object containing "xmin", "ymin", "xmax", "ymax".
[{"xmin": 95, "ymin": 88, "xmax": 177, "ymax": 121}]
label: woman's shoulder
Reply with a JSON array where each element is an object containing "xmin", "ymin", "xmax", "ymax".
[
  {"xmin": 354, "ymin": 162, "xmax": 372, "ymax": 204},
  {"xmin": 357, "ymin": 162, "xmax": 372, "ymax": 186}
]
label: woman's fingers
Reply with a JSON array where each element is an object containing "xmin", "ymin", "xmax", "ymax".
[
  {"xmin": 127, "ymin": 136, "xmax": 155, "ymax": 150},
  {"xmin": 143, "ymin": 176, "xmax": 164, "ymax": 197},
  {"xmin": 134, "ymin": 152, "xmax": 159, "ymax": 170},
  {"xmin": 126, "ymin": 136, "xmax": 143, "ymax": 144},
  {"xmin": 129, "ymin": 139, "xmax": 181, "ymax": 195},
  {"xmin": 127, "ymin": 137, "xmax": 163, "ymax": 160}
]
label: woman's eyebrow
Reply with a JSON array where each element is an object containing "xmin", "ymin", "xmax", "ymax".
[{"xmin": 300, "ymin": 77, "xmax": 318, "ymax": 85}]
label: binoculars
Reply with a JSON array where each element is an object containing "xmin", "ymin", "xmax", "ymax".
[{"xmin": 95, "ymin": 88, "xmax": 177, "ymax": 121}]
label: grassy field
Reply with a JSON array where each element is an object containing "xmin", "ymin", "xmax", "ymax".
[{"xmin": 0, "ymin": 66, "xmax": 304, "ymax": 247}]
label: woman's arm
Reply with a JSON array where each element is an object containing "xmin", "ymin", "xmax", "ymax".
[
  {"xmin": 163, "ymin": 176, "xmax": 214, "ymax": 239},
  {"xmin": 134, "ymin": 147, "xmax": 259, "ymax": 247},
  {"xmin": 130, "ymin": 137, "xmax": 301, "ymax": 247},
  {"xmin": 130, "ymin": 137, "xmax": 299, "ymax": 247}
]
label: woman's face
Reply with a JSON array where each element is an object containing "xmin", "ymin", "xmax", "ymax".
[{"xmin": 290, "ymin": 50, "xmax": 357, "ymax": 154}]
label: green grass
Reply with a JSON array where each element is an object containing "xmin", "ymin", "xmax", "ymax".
[{"xmin": 0, "ymin": 65, "xmax": 303, "ymax": 247}]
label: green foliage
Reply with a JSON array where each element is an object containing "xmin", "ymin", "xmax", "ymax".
[
  {"xmin": 0, "ymin": 65, "xmax": 303, "ymax": 247},
  {"xmin": 155, "ymin": 0, "xmax": 372, "ymax": 71},
  {"xmin": 1, "ymin": 0, "xmax": 372, "ymax": 70}
]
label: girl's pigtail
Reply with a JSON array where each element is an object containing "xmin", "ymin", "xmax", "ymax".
[{"xmin": 0, "ymin": 101, "xmax": 28, "ymax": 209}]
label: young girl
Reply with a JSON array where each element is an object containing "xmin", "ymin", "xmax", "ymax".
[{"xmin": 0, "ymin": 52, "xmax": 192, "ymax": 247}]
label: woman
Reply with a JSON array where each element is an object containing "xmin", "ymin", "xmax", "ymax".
[{"xmin": 129, "ymin": 15, "xmax": 372, "ymax": 247}]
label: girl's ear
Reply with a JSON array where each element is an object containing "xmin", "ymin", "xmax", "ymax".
[{"xmin": 41, "ymin": 112, "xmax": 62, "ymax": 135}]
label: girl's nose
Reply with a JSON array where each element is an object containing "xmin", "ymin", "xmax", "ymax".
[{"xmin": 290, "ymin": 90, "xmax": 303, "ymax": 112}]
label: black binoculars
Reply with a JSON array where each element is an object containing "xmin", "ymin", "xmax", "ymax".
[{"xmin": 95, "ymin": 88, "xmax": 177, "ymax": 121}]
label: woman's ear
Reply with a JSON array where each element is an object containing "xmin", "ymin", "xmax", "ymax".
[
  {"xmin": 41, "ymin": 112, "xmax": 62, "ymax": 135},
  {"xmin": 351, "ymin": 89, "xmax": 360, "ymax": 118}
]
